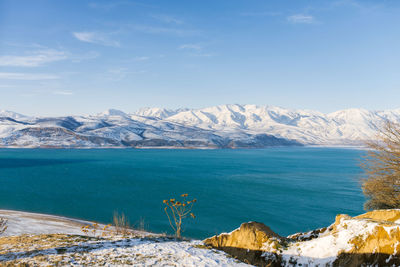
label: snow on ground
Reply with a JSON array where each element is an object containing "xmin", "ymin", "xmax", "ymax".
[
  {"xmin": 0, "ymin": 209, "xmax": 105, "ymax": 236},
  {"xmin": 280, "ymin": 215, "xmax": 400, "ymax": 266},
  {"xmin": 0, "ymin": 210, "xmax": 250, "ymax": 266},
  {"xmin": 2, "ymin": 104, "xmax": 400, "ymax": 148},
  {"xmin": 0, "ymin": 235, "xmax": 249, "ymax": 266}
]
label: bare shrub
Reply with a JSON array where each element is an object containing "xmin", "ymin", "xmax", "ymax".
[
  {"xmin": 113, "ymin": 211, "xmax": 131, "ymax": 236},
  {"xmin": 361, "ymin": 121, "xmax": 400, "ymax": 210},
  {"xmin": 163, "ymin": 193, "xmax": 196, "ymax": 238},
  {"xmin": 81, "ymin": 222, "xmax": 112, "ymax": 238},
  {"xmin": 0, "ymin": 218, "xmax": 7, "ymax": 235},
  {"xmin": 135, "ymin": 217, "xmax": 147, "ymax": 232}
]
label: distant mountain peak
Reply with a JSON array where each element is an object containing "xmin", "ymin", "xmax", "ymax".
[
  {"xmin": 1, "ymin": 104, "xmax": 400, "ymax": 148},
  {"xmin": 134, "ymin": 107, "xmax": 183, "ymax": 119},
  {"xmin": 99, "ymin": 109, "xmax": 127, "ymax": 117},
  {"xmin": 0, "ymin": 110, "xmax": 27, "ymax": 120}
]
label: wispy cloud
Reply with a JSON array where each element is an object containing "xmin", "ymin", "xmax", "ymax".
[
  {"xmin": 133, "ymin": 56, "xmax": 150, "ymax": 61},
  {"xmin": 0, "ymin": 84, "xmax": 15, "ymax": 88},
  {"xmin": 107, "ymin": 68, "xmax": 145, "ymax": 81},
  {"xmin": 19, "ymin": 89, "xmax": 74, "ymax": 97},
  {"xmin": 2, "ymin": 42, "xmax": 47, "ymax": 49},
  {"xmin": 331, "ymin": 0, "xmax": 382, "ymax": 12},
  {"xmin": 52, "ymin": 90, "xmax": 73, "ymax": 95},
  {"xmin": 179, "ymin": 44, "xmax": 202, "ymax": 51},
  {"xmin": 151, "ymin": 14, "xmax": 183, "ymax": 24},
  {"xmin": 0, "ymin": 72, "xmax": 59, "ymax": 80},
  {"xmin": 0, "ymin": 49, "xmax": 67, "ymax": 67},
  {"xmin": 189, "ymin": 53, "xmax": 213, "ymax": 58},
  {"xmin": 240, "ymin": 11, "xmax": 281, "ymax": 17},
  {"xmin": 132, "ymin": 25, "xmax": 199, "ymax": 36},
  {"xmin": 88, "ymin": 1, "xmax": 156, "ymax": 10},
  {"xmin": 88, "ymin": 2, "xmax": 122, "ymax": 10},
  {"xmin": 332, "ymin": 0, "xmax": 363, "ymax": 9},
  {"xmin": 179, "ymin": 43, "xmax": 213, "ymax": 57},
  {"xmin": 70, "ymin": 51, "xmax": 100, "ymax": 62},
  {"xmin": 287, "ymin": 14, "xmax": 315, "ymax": 24},
  {"xmin": 72, "ymin": 32, "xmax": 120, "ymax": 47}
]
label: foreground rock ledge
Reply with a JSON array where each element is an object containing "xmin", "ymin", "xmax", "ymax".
[{"xmin": 204, "ymin": 209, "xmax": 400, "ymax": 267}]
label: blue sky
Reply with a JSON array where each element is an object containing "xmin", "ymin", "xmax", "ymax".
[{"xmin": 0, "ymin": 0, "xmax": 399, "ymax": 116}]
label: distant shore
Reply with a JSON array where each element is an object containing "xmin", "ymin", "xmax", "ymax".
[{"xmin": 0, "ymin": 145, "xmax": 366, "ymax": 149}]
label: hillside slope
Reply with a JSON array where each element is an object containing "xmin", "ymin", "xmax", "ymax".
[
  {"xmin": 0, "ymin": 210, "xmax": 248, "ymax": 266},
  {"xmin": 1, "ymin": 104, "xmax": 399, "ymax": 148}
]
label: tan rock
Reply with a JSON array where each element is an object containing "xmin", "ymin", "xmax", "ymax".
[
  {"xmin": 204, "ymin": 221, "xmax": 283, "ymax": 251},
  {"xmin": 355, "ymin": 209, "xmax": 400, "ymax": 223},
  {"xmin": 203, "ymin": 222, "xmax": 284, "ymax": 266},
  {"xmin": 204, "ymin": 210, "xmax": 400, "ymax": 267}
]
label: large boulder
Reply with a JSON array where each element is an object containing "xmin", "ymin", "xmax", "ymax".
[
  {"xmin": 204, "ymin": 222, "xmax": 284, "ymax": 266},
  {"xmin": 204, "ymin": 210, "xmax": 400, "ymax": 267}
]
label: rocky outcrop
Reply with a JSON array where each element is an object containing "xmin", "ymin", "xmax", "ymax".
[
  {"xmin": 204, "ymin": 210, "xmax": 400, "ymax": 266},
  {"xmin": 335, "ymin": 210, "xmax": 400, "ymax": 266},
  {"xmin": 203, "ymin": 222, "xmax": 284, "ymax": 266}
]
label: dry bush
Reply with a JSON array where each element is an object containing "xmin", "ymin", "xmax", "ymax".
[
  {"xmin": 81, "ymin": 222, "xmax": 112, "ymax": 237},
  {"xmin": 163, "ymin": 193, "xmax": 196, "ymax": 238},
  {"xmin": 113, "ymin": 211, "xmax": 131, "ymax": 236},
  {"xmin": 361, "ymin": 121, "xmax": 400, "ymax": 210},
  {"xmin": 0, "ymin": 218, "xmax": 7, "ymax": 235},
  {"xmin": 135, "ymin": 217, "xmax": 147, "ymax": 232}
]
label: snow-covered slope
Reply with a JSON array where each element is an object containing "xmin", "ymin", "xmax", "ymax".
[
  {"xmin": 0, "ymin": 110, "xmax": 29, "ymax": 120},
  {"xmin": 135, "ymin": 107, "xmax": 184, "ymax": 119},
  {"xmin": 0, "ymin": 104, "xmax": 399, "ymax": 148},
  {"xmin": 161, "ymin": 104, "xmax": 400, "ymax": 145},
  {"xmin": 204, "ymin": 210, "xmax": 400, "ymax": 266},
  {"xmin": 0, "ymin": 210, "xmax": 248, "ymax": 266}
]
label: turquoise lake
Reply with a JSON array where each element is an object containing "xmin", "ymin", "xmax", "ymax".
[{"xmin": 0, "ymin": 148, "xmax": 365, "ymax": 239}]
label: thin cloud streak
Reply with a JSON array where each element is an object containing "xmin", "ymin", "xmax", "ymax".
[
  {"xmin": 52, "ymin": 90, "xmax": 73, "ymax": 95},
  {"xmin": 88, "ymin": 1, "xmax": 156, "ymax": 10},
  {"xmin": 70, "ymin": 51, "xmax": 100, "ymax": 62},
  {"xmin": 151, "ymin": 14, "xmax": 183, "ymax": 24},
  {"xmin": 0, "ymin": 72, "xmax": 60, "ymax": 80},
  {"xmin": 132, "ymin": 25, "xmax": 199, "ymax": 36},
  {"xmin": 88, "ymin": 2, "xmax": 122, "ymax": 10},
  {"xmin": 0, "ymin": 49, "xmax": 67, "ymax": 67},
  {"xmin": 133, "ymin": 56, "xmax": 150, "ymax": 61},
  {"xmin": 287, "ymin": 14, "xmax": 315, "ymax": 24},
  {"xmin": 179, "ymin": 43, "xmax": 213, "ymax": 57},
  {"xmin": 72, "ymin": 32, "xmax": 120, "ymax": 47},
  {"xmin": 179, "ymin": 44, "xmax": 202, "ymax": 51},
  {"xmin": 240, "ymin": 11, "xmax": 281, "ymax": 17},
  {"xmin": 107, "ymin": 68, "xmax": 146, "ymax": 81}
]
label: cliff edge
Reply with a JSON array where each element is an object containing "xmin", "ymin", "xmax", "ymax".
[{"xmin": 204, "ymin": 209, "xmax": 400, "ymax": 266}]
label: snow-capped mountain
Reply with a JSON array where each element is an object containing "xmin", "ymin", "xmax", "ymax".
[
  {"xmin": 0, "ymin": 110, "xmax": 29, "ymax": 120},
  {"xmin": 0, "ymin": 104, "xmax": 399, "ymax": 148}
]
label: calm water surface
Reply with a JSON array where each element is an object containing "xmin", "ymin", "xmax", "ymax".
[{"xmin": 0, "ymin": 148, "xmax": 365, "ymax": 239}]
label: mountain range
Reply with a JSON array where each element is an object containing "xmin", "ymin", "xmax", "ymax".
[{"xmin": 1, "ymin": 104, "xmax": 399, "ymax": 148}]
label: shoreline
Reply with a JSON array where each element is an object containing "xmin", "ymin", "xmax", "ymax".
[{"xmin": 0, "ymin": 145, "xmax": 367, "ymax": 150}]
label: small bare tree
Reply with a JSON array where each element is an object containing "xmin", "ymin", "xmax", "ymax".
[
  {"xmin": 361, "ymin": 121, "xmax": 400, "ymax": 210},
  {"xmin": 113, "ymin": 211, "xmax": 131, "ymax": 236},
  {"xmin": 0, "ymin": 218, "xmax": 7, "ymax": 235},
  {"xmin": 163, "ymin": 194, "xmax": 196, "ymax": 238}
]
